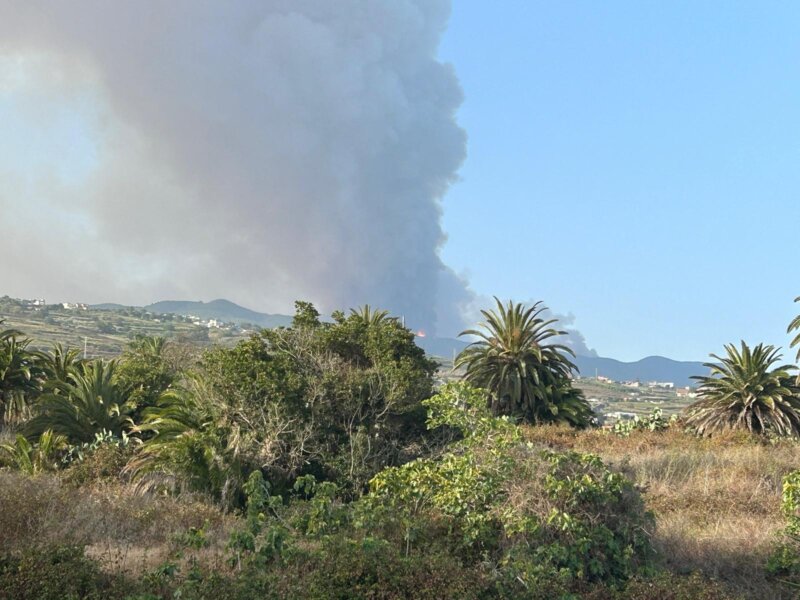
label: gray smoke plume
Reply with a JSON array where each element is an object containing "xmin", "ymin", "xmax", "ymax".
[
  {"xmin": 0, "ymin": 1, "xmax": 469, "ymax": 335},
  {"xmin": 551, "ymin": 311, "xmax": 598, "ymax": 358}
]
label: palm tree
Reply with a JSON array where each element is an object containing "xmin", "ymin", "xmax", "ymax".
[
  {"xmin": 37, "ymin": 343, "xmax": 84, "ymax": 388},
  {"xmin": 0, "ymin": 325, "xmax": 42, "ymax": 427},
  {"xmin": 125, "ymin": 374, "xmax": 246, "ymax": 507},
  {"xmin": 789, "ymin": 296, "xmax": 800, "ymax": 363},
  {"xmin": 685, "ymin": 342, "xmax": 800, "ymax": 436},
  {"xmin": 455, "ymin": 298, "xmax": 592, "ymax": 427},
  {"xmin": 350, "ymin": 305, "xmax": 393, "ymax": 328},
  {"xmin": 128, "ymin": 335, "xmax": 168, "ymax": 358},
  {"xmin": 117, "ymin": 335, "xmax": 176, "ymax": 419},
  {"xmin": 0, "ymin": 429, "xmax": 68, "ymax": 475},
  {"xmin": 24, "ymin": 360, "xmax": 133, "ymax": 443}
]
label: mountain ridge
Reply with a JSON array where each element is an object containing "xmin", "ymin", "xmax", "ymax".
[
  {"xmin": 144, "ymin": 299, "xmax": 293, "ymax": 328},
  {"xmin": 92, "ymin": 297, "xmax": 708, "ymax": 386}
]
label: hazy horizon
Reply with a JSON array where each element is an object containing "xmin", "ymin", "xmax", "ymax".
[{"xmin": 2, "ymin": 1, "xmax": 798, "ymax": 362}]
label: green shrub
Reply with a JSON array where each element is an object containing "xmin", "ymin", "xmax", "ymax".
[
  {"xmin": 767, "ymin": 469, "xmax": 800, "ymax": 586},
  {"xmin": 63, "ymin": 441, "xmax": 132, "ymax": 485},
  {"xmin": 0, "ymin": 545, "xmax": 129, "ymax": 600},
  {"xmin": 164, "ymin": 535, "xmax": 487, "ymax": 600},
  {"xmin": 613, "ymin": 408, "xmax": 676, "ymax": 437},
  {"xmin": 360, "ymin": 382, "xmax": 654, "ymax": 592},
  {"xmin": 267, "ymin": 535, "xmax": 487, "ymax": 600}
]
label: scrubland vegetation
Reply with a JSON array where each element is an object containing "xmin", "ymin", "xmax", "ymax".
[{"xmin": 2, "ymin": 297, "xmax": 800, "ymax": 599}]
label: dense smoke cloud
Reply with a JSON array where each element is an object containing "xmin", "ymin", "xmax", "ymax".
[
  {"xmin": 551, "ymin": 312, "xmax": 598, "ymax": 358},
  {"xmin": 0, "ymin": 0, "xmax": 470, "ymax": 334},
  {"xmin": 0, "ymin": 1, "xmax": 597, "ymax": 352}
]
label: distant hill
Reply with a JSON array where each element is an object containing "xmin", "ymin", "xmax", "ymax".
[
  {"xmin": 415, "ymin": 336, "xmax": 707, "ymax": 388},
  {"xmin": 91, "ymin": 303, "xmax": 134, "ymax": 311},
  {"xmin": 144, "ymin": 299, "xmax": 293, "ymax": 328},
  {"xmin": 90, "ymin": 298, "xmax": 709, "ymax": 386},
  {"xmin": 573, "ymin": 355, "xmax": 709, "ymax": 388},
  {"xmin": 415, "ymin": 336, "xmax": 468, "ymax": 360}
]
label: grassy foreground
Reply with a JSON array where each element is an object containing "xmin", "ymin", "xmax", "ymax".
[
  {"xmin": 525, "ymin": 426, "xmax": 800, "ymax": 598},
  {"xmin": 1, "ymin": 425, "xmax": 796, "ymax": 599}
]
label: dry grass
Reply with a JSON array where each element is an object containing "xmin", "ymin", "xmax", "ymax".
[
  {"xmin": 2, "ymin": 427, "xmax": 799, "ymax": 597},
  {"xmin": 0, "ymin": 471, "xmax": 235, "ymax": 573},
  {"xmin": 524, "ymin": 425, "xmax": 800, "ymax": 598}
]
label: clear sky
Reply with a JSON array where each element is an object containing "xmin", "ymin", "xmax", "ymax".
[{"xmin": 438, "ymin": 1, "xmax": 800, "ymax": 361}]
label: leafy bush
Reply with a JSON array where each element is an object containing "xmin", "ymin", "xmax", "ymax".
[
  {"xmin": 141, "ymin": 534, "xmax": 487, "ymax": 600},
  {"xmin": 0, "ymin": 545, "xmax": 127, "ymax": 600},
  {"xmin": 613, "ymin": 408, "xmax": 676, "ymax": 437},
  {"xmin": 767, "ymin": 469, "xmax": 800, "ymax": 585},
  {"xmin": 360, "ymin": 382, "xmax": 654, "ymax": 592},
  {"xmin": 0, "ymin": 430, "xmax": 67, "ymax": 474},
  {"xmin": 262, "ymin": 535, "xmax": 488, "ymax": 600},
  {"xmin": 130, "ymin": 301, "xmax": 437, "ymax": 507},
  {"xmin": 226, "ymin": 471, "xmax": 290, "ymax": 571}
]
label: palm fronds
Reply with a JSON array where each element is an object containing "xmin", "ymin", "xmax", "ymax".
[
  {"xmin": 125, "ymin": 374, "xmax": 246, "ymax": 506},
  {"xmin": 788, "ymin": 297, "xmax": 800, "ymax": 363},
  {"xmin": 0, "ymin": 429, "xmax": 68, "ymax": 474},
  {"xmin": 24, "ymin": 360, "xmax": 133, "ymax": 443},
  {"xmin": 455, "ymin": 298, "xmax": 591, "ymax": 427},
  {"xmin": 685, "ymin": 341, "xmax": 800, "ymax": 436}
]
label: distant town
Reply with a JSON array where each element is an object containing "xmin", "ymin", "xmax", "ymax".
[{"xmin": 572, "ymin": 374, "xmax": 697, "ymax": 424}]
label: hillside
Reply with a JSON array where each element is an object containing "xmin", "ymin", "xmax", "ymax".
[
  {"xmin": 144, "ymin": 299, "xmax": 293, "ymax": 328},
  {"xmin": 573, "ymin": 354, "xmax": 708, "ymax": 388},
  {"xmin": 420, "ymin": 336, "xmax": 707, "ymax": 388},
  {"xmin": 415, "ymin": 335, "xmax": 468, "ymax": 359},
  {"xmin": 0, "ymin": 296, "xmax": 248, "ymax": 357},
  {"xmin": 11, "ymin": 295, "xmax": 709, "ymax": 388}
]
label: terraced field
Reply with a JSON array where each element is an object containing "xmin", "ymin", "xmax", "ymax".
[{"xmin": 0, "ymin": 297, "xmax": 249, "ymax": 358}]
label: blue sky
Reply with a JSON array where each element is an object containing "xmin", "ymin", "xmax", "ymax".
[{"xmin": 438, "ymin": 1, "xmax": 800, "ymax": 361}]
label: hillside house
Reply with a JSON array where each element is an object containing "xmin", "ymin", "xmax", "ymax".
[
  {"xmin": 647, "ymin": 381, "xmax": 674, "ymax": 389},
  {"xmin": 61, "ymin": 302, "xmax": 88, "ymax": 310}
]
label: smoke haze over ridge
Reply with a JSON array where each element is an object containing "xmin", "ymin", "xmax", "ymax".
[
  {"xmin": 0, "ymin": 0, "xmax": 475, "ymax": 335},
  {"xmin": 0, "ymin": 0, "xmax": 595, "ymax": 352}
]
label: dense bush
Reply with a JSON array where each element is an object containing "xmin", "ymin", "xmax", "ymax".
[
  {"xmin": 0, "ymin": 545, "xmax": 126, "ymax": 600},
  {"xmin": 767, "ymin": 468, "xmax": 800, "ymax": 585},
  {"xmin": 129, "ymin": 302, "xmax": 438, "ymax": 506},
  {"xmin": 361, "ymin": 382, "xmax": 654, "ymax": 593}
]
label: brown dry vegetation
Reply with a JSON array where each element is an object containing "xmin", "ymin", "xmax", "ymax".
[
  {"xmin": 0, "ymin": 470, "xmax": 235, "ymax": 575},
  {"xmin": 2, "ymin": 426, "xmax": 799, "ymax": 598},
  {"xmin": 524, "ymin": 424, "xmax": 800, "ymax": 598}
]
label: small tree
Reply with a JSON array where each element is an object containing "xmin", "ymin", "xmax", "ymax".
[{"xmin": 361, "ymin": 382, "xmax": 652, "ymax": 591}]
